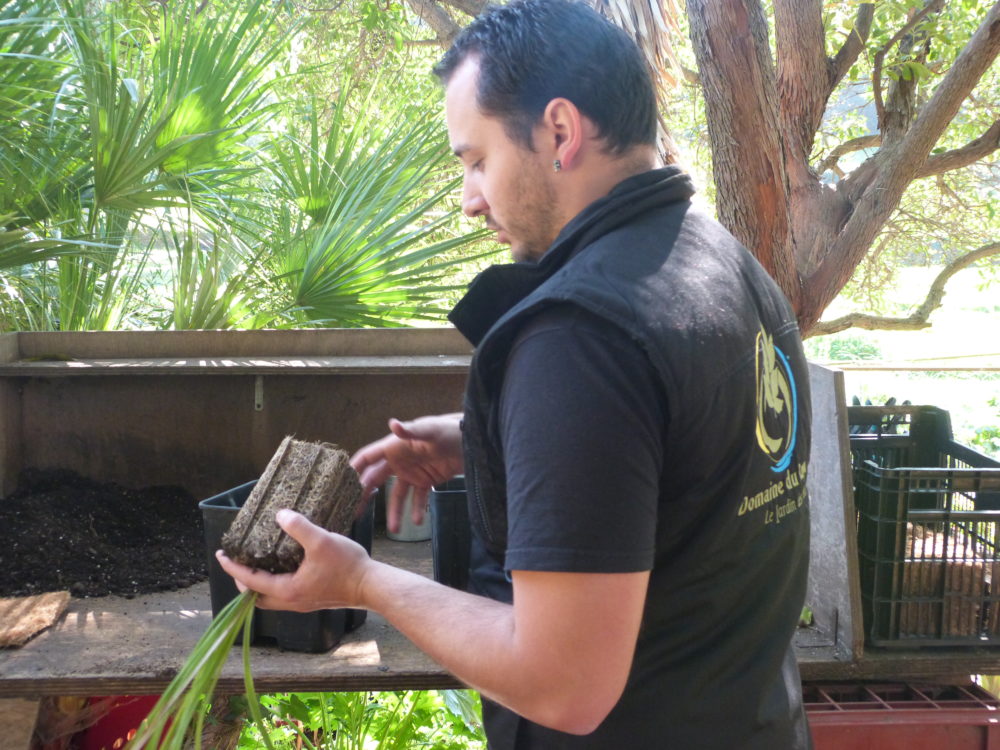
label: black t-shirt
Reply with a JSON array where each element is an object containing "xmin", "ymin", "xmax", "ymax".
[
  {"xmin": 474, "ymin": 303, "xmax": 810, "ymax": 750},
  {"xmin": 501, "ymin": 304, "xmax": 664, "ymax": 576}
]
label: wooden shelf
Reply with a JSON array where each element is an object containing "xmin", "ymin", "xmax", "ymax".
[
  {"xmin": 0, "ymin": 355, "xmax": 471, "ymax": 377},
  {"xmin": 799, "ymin": 645, "xmax": 1000, "ymax": 682},
  {"xmin": 4, "ymin": 534, "xmax": 1000, "ymax": 699}
]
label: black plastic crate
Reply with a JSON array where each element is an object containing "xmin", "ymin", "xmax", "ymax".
[
  {"xmin": 848, "ymin": 406, "xmax": 1000, "ymax": 647},
  {"xmin": 200, "ymin": 480, "xmax": 374, "ymax": 653},
  {"xmin": 848, "ymin": 404, "xmax": 954, "ymax": 470}
]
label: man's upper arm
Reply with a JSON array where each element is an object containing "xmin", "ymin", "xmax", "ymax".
[
  {"xmin": 497, "ymin": 305, "xmax": 667, "ymax": 729},
  {"xmin": 510, "ymin": 568, "xmax": 651, "ymax": 733},
  {"xmin": 499, "ymin": 304, "xmax": 666, "ymax": 575}
]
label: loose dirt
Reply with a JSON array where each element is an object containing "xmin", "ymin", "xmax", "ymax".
[{"xmin": 0, "ymin": 468, "xmax": 207, "ymax": 598}]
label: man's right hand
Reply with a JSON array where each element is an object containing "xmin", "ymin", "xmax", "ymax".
[{"xmin": 350, "ymin": 413, "xmax": 464, "ymax": 534}]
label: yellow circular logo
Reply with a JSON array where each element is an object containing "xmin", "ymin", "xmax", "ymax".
[{"xmin": 754, "ymin": 329, "xmax": 798, "ymax": 472}]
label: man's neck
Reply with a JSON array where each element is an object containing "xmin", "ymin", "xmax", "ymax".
[{"xmin": 559, "ymin": 145, "xmax": 660, "ymax": 226}]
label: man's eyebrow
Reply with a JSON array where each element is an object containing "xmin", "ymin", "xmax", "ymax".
[{"xmin": 452, "ymin": 144, "xmax": 470, "ymax": 159}]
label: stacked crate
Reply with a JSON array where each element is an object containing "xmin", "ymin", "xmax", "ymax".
[{"xmin": 849, "ymin": 405, "xmax": 1000, "ymax": 646}]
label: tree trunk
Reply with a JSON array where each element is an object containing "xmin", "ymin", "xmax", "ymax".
[
  {"xmin": 688, "ymin": 0, "xmax": 1000, "ymax": 334},
  {"xmin": 686, "ymin": 0, "xmax": 801, "ymax": 313}
]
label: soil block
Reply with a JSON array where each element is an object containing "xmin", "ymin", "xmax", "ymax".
[{"xmin": 221, "ymin": 436, "xmax": 362, "ymax": 573}]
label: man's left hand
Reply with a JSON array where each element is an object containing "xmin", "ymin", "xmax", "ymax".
[{"xmin": 215, "ymin": 508, "xmax": 371, "ymax": 612}]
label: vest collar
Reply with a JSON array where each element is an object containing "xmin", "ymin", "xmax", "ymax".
[{"xmin": 449, "ymin": 166, "xmax": 696, "ymax": 346}]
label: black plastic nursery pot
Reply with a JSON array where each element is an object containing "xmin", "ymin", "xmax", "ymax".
[
  {"xmin": 430, "ymin": 476, "xmax": 470, "ymax": 592},
  {"xmin": 200, "ymin": 480, "xmax": 374, "ymax": 653}
]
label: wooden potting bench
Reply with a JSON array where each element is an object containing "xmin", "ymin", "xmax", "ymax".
[
  {"xmin": 1, "ymin": 333, "xmax": 998, "ymax": 746},
  {"xmin": 5, "ymin": 535, "xmax": 1000, "ymax": 748}
]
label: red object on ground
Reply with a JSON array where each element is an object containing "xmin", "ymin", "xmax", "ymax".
[
  {"xmin": 77, "ymin": 695, "xmax": 160, "ymax": 750},
  {"xmin": 805, "ymin": 682, "xmax": 1000, "ymax": 750}
]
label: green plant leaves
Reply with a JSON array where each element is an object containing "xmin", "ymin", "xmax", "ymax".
[
  {"xmin": 0, "ymin": 0, "xmax": 490, "ymax": 331},
  {"xmin": 241, "ymin": 690, "xmax": 485, "ymax": 749},
  {"xmin": 130, "ymin": 590, "xmax": 259, "ymax": 749},
  {"xmin": 151, "ymin": 0, "xmax": 290, "ymax": 176},
  {"xmin": 265, "ymin": 79, "xmax": 495, "ymax": 328}
]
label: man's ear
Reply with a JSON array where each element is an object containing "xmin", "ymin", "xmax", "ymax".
[{"xmin": 539, "ymin": 97, "xmax": 584, "ymax": 170}]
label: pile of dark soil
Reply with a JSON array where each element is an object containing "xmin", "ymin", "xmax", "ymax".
[{"xmin": 0, "ymin": 468, "xmax": 208, "ymax": 598}]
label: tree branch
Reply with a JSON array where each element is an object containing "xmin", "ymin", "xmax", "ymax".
[
  {"xmin": 806, "ymin": 1, "xmax": 1000, "ymax": 330},
  {"xmin": 438, "ymin": 0, "xmax": 485, "ymax": 16},
  {"xmin": 809, "ymin": 241, "xmax": 1000, "ymax": 336},
  {"xmin": 914, "ymin": 119, "xmax": 1000, "ymax": 178},
  {"xmin": 809, "ymin": 311, "xmax": 933, "ymax": 336},
  {"xmin": 775, "ymin": 0, "xmax": 828, "ymax": 159},
  {"xmin": 817, "ymin": 134, "xmax": 882, "ymax": 174},
  {"xmin": 828, "ymin": 3, "xmax": 874, "ymax": 93},
  {"xmin": 406, "ymin": 0, "xmax": 462, "ymax": 45},
  {"xmin": 872, "ymin": 0, "xmax": 945, "ymax": 132},
  {"xmin": 874, "ymin": 0, "xmax": 1000, "ymax": 186}
]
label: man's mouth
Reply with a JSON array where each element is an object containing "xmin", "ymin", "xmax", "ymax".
[{"xmin": 486, "ymin": 219, "xmax": 509, "ymax": 245}]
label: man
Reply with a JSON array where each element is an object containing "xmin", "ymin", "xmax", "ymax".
[{"xmin": 218, "ymin": 1, "xmax": 814, "ymax": 747}]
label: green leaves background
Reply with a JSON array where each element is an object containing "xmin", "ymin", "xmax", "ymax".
[{"xmin": 0, "ymin": 0, "xmax": 492, "ymax": 331}]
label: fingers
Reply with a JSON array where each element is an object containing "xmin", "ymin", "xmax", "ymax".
[
  {"xmin": 385, "ymin": 480, "xmax": 429, "ymax": 534},
  {"xmin": 410, "ymin": 486, "xmax": 430, "ymax": 526},
  {"xmin": 349, "ymin": 421, "xmax": 402, "ymax": 476},
  {"xmin": 387, "ymin": 417, "xmax": 413, "ymax": 439},
  {"xmin": 389, "ymin": 416, "xmax": 440, "ymax": 441},
  {"xmin": 350, "ymin": 421, "xmax": 408, "ymax": 500},
  {"xmin": 385, "ymin": 477, "xmax": 407, "ymax": 534},
  {"xmin": 349, "ymin": 414, "xmax": 461, "ymax": 515},
  {"xmin": 355, "ymin": 458, "xmax": 392, "ymax": 501},
  {"xmin": 349, "ymin": 444, "xmax": 388, "ymax": 498},
  {"xmin": 216, "ymin": 550, "xmax": 280, "ymax": 598},
  {"xmin": 214, "ymin": 511, "xmax": 324, "ymax": 597}
]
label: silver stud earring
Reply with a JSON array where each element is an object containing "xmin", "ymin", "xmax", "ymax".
[{"xmin": 553, "ymin": 159, "xmax": 562, "ymax": 172}]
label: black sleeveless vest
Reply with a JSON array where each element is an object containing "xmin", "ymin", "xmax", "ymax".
[{"xmin": 448, "ymin": 167, "xmax": 813, "ymax": 748}]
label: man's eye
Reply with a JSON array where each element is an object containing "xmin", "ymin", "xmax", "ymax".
[{"xmin": 471, "ymin": 160, "xmax": 483, "ymax": 171}]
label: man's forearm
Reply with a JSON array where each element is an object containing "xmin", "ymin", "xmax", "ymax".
[
  {"xmin": 218, "ymin": 507, "xmax": 644, "ymax": 735},
  {"xmin": 356, "ymin": 560, "xmax": 645, "ymax": 735},
  {"xmin": 359, "ymin": 561, "xmax": 519, "ymax": 702}
]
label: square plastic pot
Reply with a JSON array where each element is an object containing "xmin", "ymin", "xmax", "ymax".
[
  {"xmin": 199, "ymin": 480, "xmax": 374, "ymax": 653},
  {"xmin": 429, "ymin": 476, "xmax": 470, "ymax": 592}
]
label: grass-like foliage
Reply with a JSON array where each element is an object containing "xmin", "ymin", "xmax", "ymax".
[
  {"xmin": 125, "ymin": 588, "xmax": 487, "ymax": 749},
  {"xmin": 127, "ymin": 590, "xmax": 270, "ymax": 749}
]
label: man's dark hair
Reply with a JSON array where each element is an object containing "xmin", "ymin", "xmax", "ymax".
[{"xmin": 433, "ymin": 0, "xmax": 657, "ymax": 155}]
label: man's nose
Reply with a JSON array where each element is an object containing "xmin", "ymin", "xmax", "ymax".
[{"xmin": 462, "ymin": 184, "xmax": 488, "ymax": 218}]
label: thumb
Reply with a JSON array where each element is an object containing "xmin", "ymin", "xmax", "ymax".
[
  {"xmin": 275, "ymin": 509, "xmax": 328, "ymax": 550},
  {"xmin": 388, "ymin": 417, "xmax": 423, "ymax": 441}
]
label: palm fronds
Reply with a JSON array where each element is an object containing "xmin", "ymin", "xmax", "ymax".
[
  {"xmin": 266, "ymin": 83, "xmax": 494, "ymax": 328},
  {"xmin": 0, "ymin": 0, "xmax": 490, "ymax": 331}
]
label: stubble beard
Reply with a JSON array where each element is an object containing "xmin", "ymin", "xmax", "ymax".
[{"xmin": 506, "ymin": 155, "xmax": 559, "ymax": 264}]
